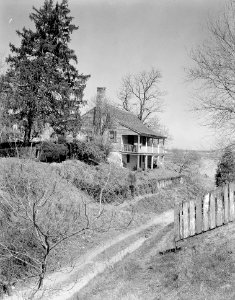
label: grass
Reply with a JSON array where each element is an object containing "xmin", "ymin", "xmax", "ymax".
[
  {"xmin": 0, "ymin": 154, "xmax": 214, "ymax": 298},
  {"xmin": 72, "ymin": 222, "xmax": 235, "ymax": 300}
]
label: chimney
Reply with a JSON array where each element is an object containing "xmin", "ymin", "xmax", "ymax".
[{"xmin": 97, "ymin": 87, "xmax": 106, "ymax": 101}]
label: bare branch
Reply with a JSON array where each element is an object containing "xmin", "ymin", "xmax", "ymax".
[{"xmin": 117, "ymin": 68, "xmax": 164, "ymax": 123}]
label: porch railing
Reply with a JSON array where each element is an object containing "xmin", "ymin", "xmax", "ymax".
[
  {"xmin": 122, "ymin": 144, "xmax": 138, "ymax": 152},
  {"xmin": 121, "ymin": 144, "xmax": 163, "ymax": 154}
]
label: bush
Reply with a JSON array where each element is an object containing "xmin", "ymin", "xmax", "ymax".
[
  {"xmin": 215, "ymin": 146, "xmax": 235, "ymax": 186},
  {"xmin": 53, "ymin": 160, "xmax": 182, "ymax": 204},
  {"xmin": 38, "ymin": 141, "xmax": 68, "ymax": 163},
  {"xmin": 67, "ymin": 140, "xmax": 107, "ymax": 164},
  {"xmin": 52, "ymin": 160, "xmax": 132, "ymax": 203}
]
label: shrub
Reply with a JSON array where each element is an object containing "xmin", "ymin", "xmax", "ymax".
[
  {"xmin": 67, "ymin": 140, "xmax": 107, "ymax": 164},
  {"xmin": 215, "ymin": 146, "xmax": 235, "ymax": 186},
  {"xmin": 53, "ymin": 160, "xmax": 132, "ymax": 203},
  {"xmin": 54, "ymin": 160, "xmax": 182, "ymax": 204},
  {"xmin": 38, "ymin": 141, "xmax": 68, "ymax": 163}
]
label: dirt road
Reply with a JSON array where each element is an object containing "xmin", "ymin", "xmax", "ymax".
[{"xmin": 7, "ymin": 209, "xmax": 174, "ymax": 300}]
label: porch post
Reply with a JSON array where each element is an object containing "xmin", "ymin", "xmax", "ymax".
[
  {"xmin": 145, "ymin": 155, "xmax": 148, "ymax": 170},
  {"xmin": 145, "ymin": 137, "xmax": 148, "ymax": 152},
  {"xmin": 151, "ymin": 155, "xmax": 154, "ymax": 169},
  {"xmin": 157, "ymin": 139, "xmax": 160, "ymax": 154},
  {"xmin": 137, "ymin": 135, "xmax": 140, "ymax": 152},
  {"xmin": 152, "ymin": 138, "xmax": 153, "ymax": 153},
  {"xmin": 137, "ymin": 154, "xmax": 140, "ymax": 169}
]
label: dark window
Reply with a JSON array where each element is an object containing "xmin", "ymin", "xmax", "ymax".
[
  {"xmin": 127, "ymin": 154, "xmax": 130, "ymax": 163},
  {"xmin": 109, "ymin": 130, "xmax": 117, "ymax": 142}
]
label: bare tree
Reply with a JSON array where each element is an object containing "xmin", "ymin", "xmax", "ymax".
[
  {"xmin": 188, "ymin": 1, "xmax": 235, "ymax": 134},
  {"xmin": 117, "ymin": 68, "xmax": 164, "ymax": 123},
  {"xmin": 0, "ymin": 160, "xmax": 91, "ymax": 293}
]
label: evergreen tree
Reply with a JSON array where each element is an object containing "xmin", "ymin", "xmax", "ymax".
[
  {"xmin": 215, "ymin": 146, "xmax": 235, "ymax": 187},
  {"xmin": 0, "ymin": 0, "xmax": 90, "ymax": 143}
]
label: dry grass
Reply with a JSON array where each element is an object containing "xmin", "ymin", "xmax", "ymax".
[{"xmin": 73, "ymin": 222, "xmax": 235, "ymax": 300}]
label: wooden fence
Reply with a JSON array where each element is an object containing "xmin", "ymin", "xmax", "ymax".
[{"xmin": 174, "ymin": 182, "xmax": 235, "ymax": 241}]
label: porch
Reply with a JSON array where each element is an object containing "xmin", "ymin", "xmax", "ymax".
[{"xmin": 121, "ymin": 134, "xmax": 165, "ymax": 155}]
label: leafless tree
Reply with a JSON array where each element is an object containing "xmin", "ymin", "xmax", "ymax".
[
  {"xmin": 188, "ymin": 1, "xmax": 235, "ymax": 135},
  {"xmin": 0, "ymin": 161, "xmax": 91, "ymax": 293},
  {"xmin": 117, "ymin": 68, "xmax": 164, "ymax": 123}
]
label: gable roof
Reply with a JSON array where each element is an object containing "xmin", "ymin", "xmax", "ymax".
[
  {"xmin": 81, "ymin": 105, "xmax": 166, "ymax": 138},
  {"xmin": 108, "ymin": 106, "xmax": 166, "ymax": 139}
]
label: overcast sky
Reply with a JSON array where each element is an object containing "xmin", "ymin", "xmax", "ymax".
[{"xmin": 0, "ymin": 0, "xmax": 226, "ymax": 149}]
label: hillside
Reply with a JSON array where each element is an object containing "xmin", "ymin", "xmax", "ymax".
[{"xmin": 74, "ymin": 220, "xmax": 235, "ymax": 300}]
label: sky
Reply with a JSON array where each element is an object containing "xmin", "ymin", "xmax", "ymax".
[{"xmin": 0, "ymin": 0, "xmax": 227, "ymax": 150}]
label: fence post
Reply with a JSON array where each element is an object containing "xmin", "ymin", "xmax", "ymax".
[
  {"xmin": 210, "ymin": 193, "xmax": 216, "ymax": 229},
  {"xmin": 224, "ymin": 184, "xmax": 229, "ymax": 224},
  {"xmin": 203, "ymin": 193, "xmax": 210, "ymax": 231},
  {"xmin": 229, "ymin": 183, "xmax": 235, "ymax": 221},
  {"xmin": 174, "ymin": 204, "xmax": 180, "ymax": 242},
  {"xmin": 189, "ymin": 200, "xmax": 195, "ymax": 236},
  {"xmin": 216, "ymin": 191, "xmax": 223, "ymax": 227},
  {"xmin": 196, "ymin": 198, "xmax": 202, "ymax": 234},
  {"xmin": 183, "ymin": 202, "xmax": 189, "ymax": 238},
  {"xmin": 179, "ymin": 202, "xmax": 184, "ymax": 239}
]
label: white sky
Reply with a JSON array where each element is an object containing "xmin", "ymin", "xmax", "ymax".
[{"xmin": 0, "ymin": 0, "xmax": 227, "ymax": 149}]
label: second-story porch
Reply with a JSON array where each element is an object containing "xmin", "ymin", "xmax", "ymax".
[{"xmin": 121, "ymin": 135, "xmax": 165, "ymax": 155}]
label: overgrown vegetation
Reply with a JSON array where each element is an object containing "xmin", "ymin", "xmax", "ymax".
[
  {"xmin": 215, "ymin": 146, "xmax": 235, "ymax": 187},
  {"xmin": 0, "ymin": 157, "xmax": 181, "ymax": 296},
  {"xmin": 67, "ymin": 139, "xmax": 111, "ymax": 164},
  {"xmin": 38, "ymin": 141, "xmax": 68, "ymax": 163},
  {"xmin": 0, "ymin": 159, "xmax": 91, "ymax": 294},
  {"xmin": 53, "ymin": 160, "xmax": 181, "ymax": 204}
]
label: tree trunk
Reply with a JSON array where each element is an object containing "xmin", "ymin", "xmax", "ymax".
[{"xmin": 23, "ymin": 117, "xmax": 33, "ymax": 144}]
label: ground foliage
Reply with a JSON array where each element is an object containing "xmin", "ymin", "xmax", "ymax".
[
  {"xmin": 54, "ymin": 160, "xmax": 181, "ymax": 204},
  {"xmin": 0, "ymin": 158, "xmax": 90, "ymax": 294}
]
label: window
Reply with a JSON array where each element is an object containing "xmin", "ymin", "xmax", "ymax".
[
  {"xmin": 127, "ymin": 154, "xmax": 130, "ymax": 163},
  {"xmin": 109, "ymin": 130, "xmax": 117, "ymax": 142}
]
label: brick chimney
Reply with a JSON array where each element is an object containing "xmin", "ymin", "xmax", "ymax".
[{"xmin": 97, "ymin": 87, "xmax": 106, "ymax": 101}]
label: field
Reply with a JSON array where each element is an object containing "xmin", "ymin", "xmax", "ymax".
[{"xmin": 1, "ymin": 151, "xmax": 228, "ymax": 300}]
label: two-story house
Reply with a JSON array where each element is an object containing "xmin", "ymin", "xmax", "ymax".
[{"xmin": 81, "ymin": 88, "xmax": 166, "ymax": 171}]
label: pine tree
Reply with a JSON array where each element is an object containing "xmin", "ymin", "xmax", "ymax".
[
  {"xmin": 1, "ymin": 0, "xmax": 90, "ymax": 143},
  {"xmin": 215, "ymin": 146, "xmax": 235, "ymax": 187}
]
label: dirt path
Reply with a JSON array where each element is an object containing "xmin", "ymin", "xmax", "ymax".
[
  {"xmin": 7, "ymin": 209, "xmax": 174, "ymax": 300},
  {"xmin": 42, "ymin": 209, "xmax": 173, "ymax": 299}
]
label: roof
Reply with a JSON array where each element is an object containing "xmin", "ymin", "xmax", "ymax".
[
  {"xmin": 81, "ymin": 105, "xmax": 166, "ymax": 138},
  {"xmin": 108, "ymin": 105, "xmax": 166, "ymax": 139}
]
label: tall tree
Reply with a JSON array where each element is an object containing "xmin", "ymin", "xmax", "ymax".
[
  {"xmin": 0, "ymin": 0, "xmax": 90, "ymax": 143},
  {"xmin": 188, "ymin": 1, "xmax": 235, "ymax": 134},
  {"xmin": 117, "ymin": 68, "xmax": 164, "ymax": 123}
]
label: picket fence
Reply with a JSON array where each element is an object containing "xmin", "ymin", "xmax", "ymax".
[{"xmin": 174, "ymin": 182, "xmax": 235, "ymax": 241}]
